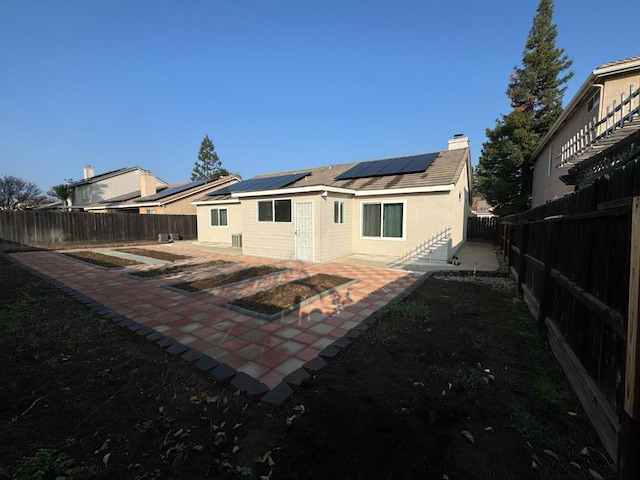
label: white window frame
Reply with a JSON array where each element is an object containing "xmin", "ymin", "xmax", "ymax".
[
  {"xmin": 334, "ymin": 200, "xmax": 345, "ymax": 224},
  {"xmin": 257, "ymin": 198, "xmax": 292, "ymax": 223},
  {"xmin": 360, "ymin": 200, "xmax": 406, "ymax": 240},
  {"xmin": 210, "ymin": 207, "xmax": 229, "ymax": 227}
]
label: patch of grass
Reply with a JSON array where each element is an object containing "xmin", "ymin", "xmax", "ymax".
[
  {"xmin": 13, "ymin": 449, "xmax": 82, "ymax": 480},
  {"xmin": 1, "ymin": 292, "xmax": 111, "ymax": 349},
  {"xmin": 362, "ymin": 319, "xmax": 398, "ymax": 345},
  {"xmin": 62, "ymin": 250, "xmax": 142, "ymax": 268},
  {"xmin": 389, "ymin": 300, "xmax": 429, "ymax": 321}
]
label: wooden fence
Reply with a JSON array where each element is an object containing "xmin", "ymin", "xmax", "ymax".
[
  {"xmin": 498, "ymin": 158, "xmax": 640, "ymax": 479},
  {"xmin": 467, "ymin": 216, "xmax": 498, "ymax": 242},
  {"xmin": 0, "ymin": 211, "xmax": 198, "ymax": 249}
]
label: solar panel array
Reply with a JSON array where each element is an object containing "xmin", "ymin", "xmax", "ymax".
[
  {"xmin": 335, "ymin": 152, "xmax": 439, "ymax": 180},
  {"xmin": 209, "ymin": 172, "xmax": 311, "ymax": 196},
  {"xmin": 137, "ymin": 179, "xmax": 209, "ymax": 202}
]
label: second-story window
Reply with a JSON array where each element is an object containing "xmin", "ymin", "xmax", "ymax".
[{"xmin": 587, "ymin": 91, "xmax": 600, "ymax": 113}]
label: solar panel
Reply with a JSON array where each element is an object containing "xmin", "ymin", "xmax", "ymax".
[
  {"xmin": 209, "ymin": 172, "xmax": 311, "ymax": 196},
  {"xmin": 335, "ymin": 152, "xmax": 439, "ymax": 180},
  {"xmin": 137, "ymin": 179, "xmax": 208, "ymax": 202}
]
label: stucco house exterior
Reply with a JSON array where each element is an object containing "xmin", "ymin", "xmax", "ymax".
[
  {"xmin": 531, "ymin": 56, "xmax": 640, "ymax": 207},
  {"xmin": 70, "ymin": 165, "xmax": 169, "ymax": 207},
  {"xmin": 193, "ymin": 136, "xmax": 472, "ymax": 264},
  {"xmin": 85, "ymin": 174, "xmax": 240, "ymax": 215}
]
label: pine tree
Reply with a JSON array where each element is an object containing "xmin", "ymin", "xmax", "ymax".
[
  {"xmin": 191, "ymin": 135, "xmax": 228, "ymax": 181},
  {"xmin": 476, "ymin": 0, "xmax": 573, "ymax": 216}
]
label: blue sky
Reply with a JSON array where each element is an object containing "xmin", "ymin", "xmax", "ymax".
[{"xmin": 1, "ymin": 0, "xmax": 638, "ymax": 193}]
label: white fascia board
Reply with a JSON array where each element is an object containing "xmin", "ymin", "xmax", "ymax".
[
  {"xmin": 354, "ymin": 185, "xmax": 454, "ymax": 196},
  {"xmin": 231, "ymin": 185, "xmax": 357, "ymax": 198},
  {"xmin": 192, "ymin": 198, "xmax": 242, "ymax": 206},
  {"xmin": 84, "ymin": 203, "xmax": 158, "ymax": 210}
]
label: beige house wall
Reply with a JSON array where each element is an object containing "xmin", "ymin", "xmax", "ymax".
[
  {"xmin": 316, "ymin": 193, "xmax": 353, "ymax": 262},
  {"xmin": 240, "ymin": 191, "xmax": 355, "ymax": 262},
  {"xmin": 532, "ymin": 70, "xmax": 640, "ymax": 207},
  {"xmin": 196, "ymin": 203, "xmax": 242, "ymax": 244},
  {"xmin": 241, "ymin": 196, "xmax": 299, "ymax": 260},
  {"xmin": 74, "ymin": 169, "xmax": 166, "ymax": 206},
  {"xmin": 351, "ymin": 190, "xmax": 466, "ymax": 259}
]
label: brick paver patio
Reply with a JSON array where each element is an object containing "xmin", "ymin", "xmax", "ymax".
[{"xmin": 11, "ymin": 244, "xmax": 423, "ymax": 402}]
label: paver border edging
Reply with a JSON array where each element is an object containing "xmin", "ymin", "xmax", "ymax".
[{"xmin": 3, "ymin": 251, "xmax": 431, "ymax": 406}]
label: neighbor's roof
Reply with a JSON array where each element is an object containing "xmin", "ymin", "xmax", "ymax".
[
  {"xmin": 86, "ymin": 176, "xmax": 240, "ymax": 210},
  {"xmin": 195, "ymin": 147, "xmax": 469, "ymax": 202},
  {"xmin": 72, "ymin": 167, "xmax": 150, "ymax": 186}
]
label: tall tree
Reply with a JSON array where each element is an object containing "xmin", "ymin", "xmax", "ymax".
[
  {"xmin": 476, "ymin": 0, "xmax": 573, "ymax": 216},
  {"xmin": 191, "ymin": 135, "xmax": 229, "ymax": 181},
  {"xmin": 0, "ymin": 175, "xmax": 46, "ymax": 210}
]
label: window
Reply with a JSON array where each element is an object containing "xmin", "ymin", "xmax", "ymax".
[
  {"xmin": 258, "ymin": 199, "xmax": 291, "ymax": 222},
  {"xmin": 547, "ymin": 146, "xmax": 553, "ymax": 176},
  {"xmin": 334, "ymin": 201, "xmax": 345, "ymax": 224},
  {"xmin": 362, "ymin": 202, "xmax": 404, "ymax": 238},
  {"xmin": 210, "ymin": 208, "xmax": 228, "ymax": 227},
  {"xmin": 588, "ymin": 91, "xmax": 600, "ymax": 112},
  {"xmin": 146, "ymin": 209, "xmax": 155, "ymax": 214}
]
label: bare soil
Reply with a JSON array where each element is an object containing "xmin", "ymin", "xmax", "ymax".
[
  {"xmin": 230, "ymin": 273, "xmax": 353, "ymax": 316},
  {"xmin": 171, "ymin": 266, "xmax": 287, "ymax": 293},
  {"xmin": 115, "ymin": 248, "xmax": 193, "ymax": 262},
  {"xmin": 62, "ymin": 250, "xmax": 143, "ymax": 268},
  {"xmin": 0, "ymin": 252, "xmax": 615, "ymax": 480},
  {"xmin": 130, "ymin": 259, "xmax": 234, "ymax": 278}
]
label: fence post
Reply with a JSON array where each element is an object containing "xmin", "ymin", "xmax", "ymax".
[
  {"xmin": 538, "ymin": 219, "xmax": 560, "ymax": 336},
  {"xmin": 517, "ymin": 222, "xmax": 529, "ymax": 294},
  {"xmin": 621, "ymin": 197, "xmax": 640, "ymax": 479}
]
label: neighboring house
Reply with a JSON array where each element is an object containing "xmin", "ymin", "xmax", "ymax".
[
  {"xmin": 531, "ymin": 56, "xmax": 640, "ymax": 207},
  {"xmin": 85, "ymin": 174, "xmax": 240, "ymax": 215},
  {"xmin": 470, "ymin": 196, "xmax": 496, "ymax": 218},
  {"xmin": 70, "ymin": 165, "xmax": 169, "ymax": 207},
  {"xmin": 193, "ymin": 135, "xmax": 472, "ymax": 263}
]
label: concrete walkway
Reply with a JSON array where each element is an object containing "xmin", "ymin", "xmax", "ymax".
[{"xmin": 10, "ymin": 241, "xmax": 499, "ymax": 403}]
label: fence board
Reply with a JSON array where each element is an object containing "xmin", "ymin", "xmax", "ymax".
[
  {"xmin": 497, "ymin": 158, "xmax": 640, "ymax": 474},
  {"xmin": 0, "ymin": 211, "xmax": 198, "ymax": 249}
]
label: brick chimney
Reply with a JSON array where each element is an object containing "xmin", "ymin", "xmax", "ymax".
[
  {"xmin": 448, "ymin": 133, "xmax": 469, "ymax": 151},
  {"xmin": 83, "ymin": 165, "xmax": 94, "ymax": 179},
  {"xmin": 140, "ymin": 171, "xmax": 157, "ymax": 197}
]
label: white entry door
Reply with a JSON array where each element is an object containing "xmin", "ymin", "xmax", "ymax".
[{"xmin": 295, "ymin": 201, "xmax": 314, "ymax": 261}]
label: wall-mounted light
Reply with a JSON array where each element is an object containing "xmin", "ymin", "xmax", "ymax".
[{"xmin": 321, "ymin": 191, "xmax": 328, "ymax": 198}]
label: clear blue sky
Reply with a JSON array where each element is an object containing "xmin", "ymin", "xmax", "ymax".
[{"xmin": 1, "ymin": 0, "xmax": 638, "ymax": 193}]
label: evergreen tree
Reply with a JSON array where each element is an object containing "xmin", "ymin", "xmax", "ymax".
[
  {"xmin": 191, "ymin": 135, "xmax": 228, "ymax": 181},
  {"xmin": 476, "ymin": 0, "xmax": 573, "ymax": 216}
]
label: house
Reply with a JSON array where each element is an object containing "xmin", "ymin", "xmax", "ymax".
[
  {"xmin": 193, "ymin": 135, "xmax": 472, "ymax": 263},
  {"xmin": 70, "ymin": 165, "xmax": 169, "ymax": 207},
  {"xmin": 470, "ymin": 196, "xmax": 496, "ymax": 218},
  {"xmin": 85, "ymin": 174, "xmax": 240, "ymax": 215},
  {"xmin": 531, "ymin": 56, "xmax": 640, "ymax": 207}
]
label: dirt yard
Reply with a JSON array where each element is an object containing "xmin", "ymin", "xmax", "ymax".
[{"xmin": 0, "ymin": 251, "xmax": 615, "ymax": 480}]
